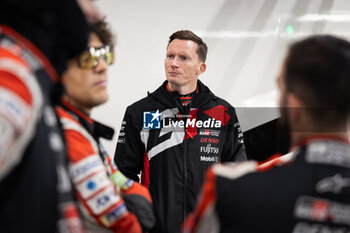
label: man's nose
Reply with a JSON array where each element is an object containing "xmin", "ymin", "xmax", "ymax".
[
  {"xmin": 170, "ymin": 57, "xmax": 179, "ymax": 68},
  {"xmin": 95, "ymin": 57, "xmax": 108, "ymax": 72}
]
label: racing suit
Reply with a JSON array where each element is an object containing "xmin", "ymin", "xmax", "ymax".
[
  {"xmin": 0, "ymin": 26, "xmax": 84, "ymax": 232},
  {"xmin": 56, "ymin": 99, "xmax": 155, "ymax": 233},
  {"xmin": 114, "ymin": 80, "xmax": 246, "ymax": 233},
  {"xmin": 184, "ymin": 135, "xmax": 350, "ymax": 233}
]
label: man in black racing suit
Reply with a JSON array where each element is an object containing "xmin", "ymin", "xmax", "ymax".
[
  {"xmin": 114, "ymin": 30, "xmax": 246, "ymax": 233},
  {"xmin": 184, "ymin": 35, "xmax": 350, "ymax": 233}
]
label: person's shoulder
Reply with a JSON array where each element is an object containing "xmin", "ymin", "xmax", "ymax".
[
  {"xmin": 0, "ymin": 46, "xmax": 29, "ymax": 69},
  {"xmin": 205, "ymin": 95, "xmax": 239, "ymax": 121},
  {"xmin": 211, "ymin": 161, "xmax": 258, "ymax": 180},
  {"xmin": 198, "ymin": 80, "xmax": 235, "ymax": 109},
  {"xmin": 212, "ymin": 95, "xmax": 236, "ymax": 110}
]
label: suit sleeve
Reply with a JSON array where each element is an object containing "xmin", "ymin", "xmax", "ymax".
[
  {"xmin": 121, "ymin": 181, "xmax": 156, "ymax": 231},
  {"xmin": 221, "ymin": 108, "xmax": 247, "ymax": 163},
  {"xmin": 58, "ymin": 111, "xmax": 142, "ymax": 233},
  {"xmin": 0, "ymin": 47, "xmax": 42, "ymax": 180},
  {"xmin": 114, "ymin": 106, "xmax": 145, "ymax": 182}
]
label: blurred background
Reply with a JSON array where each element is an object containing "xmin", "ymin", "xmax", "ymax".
[{"xmin": 92, "ymin": 0, "xmax": 350, "ymax": 158}]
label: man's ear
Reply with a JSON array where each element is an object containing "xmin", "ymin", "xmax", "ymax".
[
  {"xmin": 286, "ymin": 93, "xmax": 304, "ymax": 127},
  {"xmin": 196, "ymin": 63, "xmax": 206, "ymax": 75},
  {"xmin": 287, "ymin": 93, "xmax": 303, "ymax": 108}
]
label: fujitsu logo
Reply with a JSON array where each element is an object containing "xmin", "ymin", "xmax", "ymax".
[{"xmin": 200, "ymin": 143, "xmax": 219, "ymax": 154}]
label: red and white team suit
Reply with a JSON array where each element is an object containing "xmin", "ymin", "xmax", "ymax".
[
  {"xmin": 0, "ymin": 25, "xmax": 85, "ymax": 233},
  {"xmin": 56, "ymin": 99, "xmax": 155, "ymax": 233}
]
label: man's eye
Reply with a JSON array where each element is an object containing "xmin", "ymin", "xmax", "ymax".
[
  {"xmin": 180, "ymin": 56, "xmax": 188, "ymax": 60},
  {"xmin": 167, "ymin": 54, "xmax": 174, "ymax": 59}
]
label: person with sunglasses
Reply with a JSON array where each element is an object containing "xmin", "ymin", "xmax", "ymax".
[{"xmin": 56, "ymin": 19, "xmax": 155, "ymax": 233}]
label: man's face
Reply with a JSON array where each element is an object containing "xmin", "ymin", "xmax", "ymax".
[
  {"xmin": 277, "ymin": 63, "xmax": 287, "ymax": 110},
  {"xmin": 62, "ymin": 33, "xmax": 109, "ymax": 111},
  {"xmin": 277, "ymin": 62, "xmax": 292, "ymax": 144},
  {"xmin": 165, "ymin": 39, "xmax": 205, "ymax": 88},
  {"xmin": 277, "ymin": 61, "xmax": 290, "ymax": 122}
]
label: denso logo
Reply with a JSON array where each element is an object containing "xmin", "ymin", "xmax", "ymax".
[
  {"xmin": 200, "ymin": 138, "xmax": 219, "ymax": 144},
  {"xmin": 200, "ymin": 143, "xmax": 219, "ymax": 154}
]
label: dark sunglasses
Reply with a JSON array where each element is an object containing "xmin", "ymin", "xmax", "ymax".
[{"xmin": 77, "ymin": 45, "xmax": 114, "ymax": 69}]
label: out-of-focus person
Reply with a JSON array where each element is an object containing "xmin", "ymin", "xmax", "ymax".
[
  {"xmin": 56, "ymin": 19, "xmax": 155, "ymax": 233},
  {"xmin": 183, "ymin": 35, "xmax": 350, "ymax": 233},
  {"xmin": 0, "ymin": 0, "xmax": 99, "ymax": 232}
]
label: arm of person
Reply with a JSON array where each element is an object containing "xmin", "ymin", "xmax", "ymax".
[
  {"xmin": 0, "ymin": 47, "xmax": 42, "ymax": 180},
  {"xmin": 109, "ymin": 156, "xmax": 155, "ymax": 231},
  {"xmin": 57, "ymin": 109, "xmax": 142, "ymax": 233},
  {"xmin": 182, "ymin": 167, "xmax": 220, "ymax": 233},
  {"xmin": 221, "ymin": 108, "xmax": 247, "ymax": 163},
  {"xmin": 114, "ymin": 106, "xmax": 145, "ymax": 182},
  {"xmin": 120, "ymin": 181, "xmax": 155, "ymax": 231}
]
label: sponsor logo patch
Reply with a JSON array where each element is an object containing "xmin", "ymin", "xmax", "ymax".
[
  {"xmin": 70, "ymin": 156, "xmax": 104, "ymax": 183},
  {"xmin": 235, "ymin": 122, "xmax": 244, "ymax": 144},
  {"xmin": 76, "ymin": 172, "xmax": 111, "ymax": 199},
  {"xmin": 200, "ymin": 143, "xmax": 219, "ymax": 155},
  {"xmin": 0, "ymin": 87, "xmax": 30, "ymax": 131},
  {"xmin": 293, "ymin": 222, "xmax": 349, "ymax": 233},
  {"xmin": 294, "ymin": 196, "xmax": 350, "ymax": 226},
  {"xmin": 200, "ymin": 137, "xmax": 219, "ymax": 144},
  {"xmin": 100, "ymin": 203, "xmax": 128, "ymax": 227},
  {"xmin": 117, "ymin": 138, "xmax": 125, "ymax": 144},
  {"xmin": 306, "ymin": 141, "xmax": 350, "ymax": 168},
  {"xmin": 87, "ymin": 186, "xmax": 120, "ymax": 215},
  {"xmin": 87, "ymin": 181, "xmax": 96, "ymax": 190},
  {"xmin": 316, "ymin": 174, "xmax": 350, "ymax": 194},
  {"xmin": 199, "ymin": 129, "xmax": 220, "ymax": 137},
  {"xmin": 200, "ymin": 155, "xmax": 219, "ymax": 163}
]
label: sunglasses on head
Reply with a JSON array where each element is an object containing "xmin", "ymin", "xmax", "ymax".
[{"xmin": 77, "ymin": 45, "xmax": 114, "ymax": 69}]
